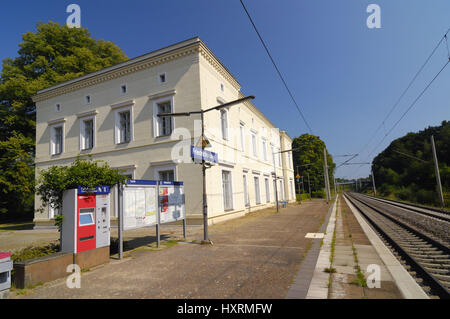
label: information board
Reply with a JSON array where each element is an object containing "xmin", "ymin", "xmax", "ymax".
[
  {"xmin": 158, "ymin": 181, "xmax": 186, "ymax": 224},
  {"xmin": 122, "ymin": 180, "xmax": 158, "ymax": 230}
]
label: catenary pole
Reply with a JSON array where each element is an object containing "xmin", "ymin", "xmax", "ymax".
[{"xmin": 431, "ymin": 135, "xmax": 445, "ymax": 207}]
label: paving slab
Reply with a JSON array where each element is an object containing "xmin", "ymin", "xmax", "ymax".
[{"xmin": 11, "ymin": 201, "xmax": 330, "ymax": 299}]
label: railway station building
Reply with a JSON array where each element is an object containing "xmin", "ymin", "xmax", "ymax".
[{"xmin": 32, "ymin": 37, "xmax": 296, "ymax": 228}]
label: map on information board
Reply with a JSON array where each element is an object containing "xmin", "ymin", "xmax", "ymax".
[{"xmin": 123, "ymin": 182, "xmax": 158, "ymax": 230}]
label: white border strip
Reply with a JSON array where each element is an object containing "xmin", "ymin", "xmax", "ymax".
[
  {"xmin": 305, "ymin": 196, "xmax": 338, "ymax": 299},
  {"xmin": 343, "ymin": 195, "xmax": 429, "ymax": 299}
]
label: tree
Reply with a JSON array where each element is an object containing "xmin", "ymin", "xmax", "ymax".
[
  {"xmin": 0, "ymin": 21, "xmax": 128, "ymax": 220},
  {"xmin": 372, "ymin": 121, "xmax": 450, "ymax": 207},
  {"xmin": 36, "ymin": 156, "xmax": 127, "ymax": 213},
  {"xmin": 292, "ymin": 134, "xmax": 335, "ymax": 196}
]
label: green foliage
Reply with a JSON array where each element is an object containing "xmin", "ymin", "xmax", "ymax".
[
  {"xmin": 312, "ymin": 189, "xmax": 326, "ymax": 198},
  {"xmin": 0, "ymin": 21, "xmax": 128, "ymax": 220},
  {"xmin": 36, "ymin": 156, "xmax": 127, "ymax": 212},
  {"xmin": 11, "ymin": 243, "xmax": 60, "ymax": 263},
  {"xmin": 292, "ymin": 134, "xmax": 335, "ymax": 194},
  {"xmin": 372, "ymin": 121, "xmax": 450, "ymax": 207}
]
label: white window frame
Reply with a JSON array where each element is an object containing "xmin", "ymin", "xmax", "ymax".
[
  {"xmin": 222, "ymin": 170, "xmax": 234, "ymax": 211},
  {"xmin": 251, "ymin": 131, "xmax": 257, "ymax": 158},
  {"xmin": 254, "ymin": 176, "xmax": 261, "ymax": 204},
  {"xmin": 262, "ymin": 138, "xmax": 267, "ymax": 161},
  {"xmin": 243, "ymin": 174, "xmax": 250, "ymax": 207},
  {"xmin": 153, "ymin": 95, "xmax": 175, "ymax": 138},
  {"xmin": 158, "ymin": 72, "xmax": 167, "ymax": 84},
  {"xmin": 154, "ymin": 165, "xmax": 177, "ymax": 182},
  {"xmin": 79, "ymin": 115, "xmax": 96, "ymax": 151},
  {"xmin": 265, "ymin": 178, "xmax": 270, "ymax": 203},
  {"xmin": 114, "ymin": 105, "xmax": 133, "ymax": 144},
  {"xmin": 50, "ymin": 123, "xmax": 65, "ymax": 155},
  {"xmin": 115, "ymin": 165, "xmax": 135, "ymax": 180},
  {"xmin": 84, "ymin": 95, "xmax": 91, "ymax": 105},
  {"xmin": 240, "ymin": 122, "xmax": 245, "ymax": 152},
  {"xmin": 220, "ymin": 108, "xmax": 229, "ymax": 140}
]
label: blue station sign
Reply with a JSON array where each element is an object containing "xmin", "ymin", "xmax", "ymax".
[
  {"xmin": 190, "ymin": 146, "xmax": 218, "ymax": 163},
  {"xmin": 77, "ymin": 185, "xmax": 111, "ymax": 194}
]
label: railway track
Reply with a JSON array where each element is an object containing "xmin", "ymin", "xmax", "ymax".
[
  {"xmin": 356, "ymin": 193, "xmax": 450, "ymax": 223},
  {"xmin": 344, "ymin": 192, "xmax": 450, "ymax": 299}
]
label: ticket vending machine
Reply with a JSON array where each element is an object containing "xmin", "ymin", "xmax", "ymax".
[{"xmin": 61, "ymin": 186, "xmax": 110, "ymax": 253}]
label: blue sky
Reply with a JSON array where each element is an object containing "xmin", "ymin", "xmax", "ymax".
[{"xmin": 2, "ymin": 0, "xmax": 450, "ymax": 179}]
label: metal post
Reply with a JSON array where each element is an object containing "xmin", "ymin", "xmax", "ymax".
[
  {"xmin": 201, "ymin": 111, "xmax": 209, "ymax": 242},
  {"xmin": 296, "ymin": 166, "xmax": 301, "ymax": 203},
  {"xmin": 156, "ymin": 183, "xmax": 161, "ymax": 247},
  {"xmin": 118, "ymin": 184, "xmax": 123, "ymax": 260},
  {"xmin": 371, "ymin": 169, "xmax": 377, "ymax": 196},
  {"xmin": 183, "ymin": 218, "xmax": 187, "ymax": 239},
  {"xmin": 274, "ymin": 158, "xmax": 279, "ymax": 213},
  {"xmin": 323, "ymin": 148, "xmax": 330, "ymax": 204},
  {"xmin": 431, "ymin": 135, "xmax": 445, "ymax": 207}
]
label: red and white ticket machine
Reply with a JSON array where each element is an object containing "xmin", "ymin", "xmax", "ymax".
[{"xmin": 61, "ymin": 186, "xmax": 111, "ymax": 253}]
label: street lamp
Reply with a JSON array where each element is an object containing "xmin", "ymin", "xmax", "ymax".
[{"xmin": 158, "ymin": 95, "xmax": 255, "ymax": 243}]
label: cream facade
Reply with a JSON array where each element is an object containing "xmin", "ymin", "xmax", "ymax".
[{"xmin": 33, "ymin": 37, "xmax": 295, "ymax": 227}]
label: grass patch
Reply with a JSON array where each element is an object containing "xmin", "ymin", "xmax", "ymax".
[
  {"xmin": 324, "ymin": 267, "xmax": 337, "ymax": 273},
  {"xmin": 0, "ymin": 222, "xmax": 34, "ymax": 232}
]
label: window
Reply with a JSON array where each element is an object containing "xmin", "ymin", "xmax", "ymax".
[
  {"xmin": 85, "ymin": 95, "xmax": 91, "ymax": 105},
  {"xmin": 159, "ymin": 73, "xmax": 166, "ymax": 84},
  {"xmin": 158, "ymin": 170, "xmax": 175, "ymax": 182},
  {"xmin": 117, "ymin": 110, "xmax": 131, "ymax": 143},
  {"xmin": 262, "ymin": 139, "xmax": 267, "ymax": 161},
  {"xmin": 220, "ymin": 83, "xmax": 224, "ymax": 92},
  {"xmin": 220, "ymin": 109, "xmax": 228, "ymax": 140},
  {"xmin": 243, "ymin": 175, "xmax": 249, "ymax": 207},
  {"xmin": 240, "ymin": 124, "xmax": 245, "ymax": 151},
  {"xmin": 50, "ymin": 124, "xmax": 64, "ymax": 155},
  {"xmin": 254, "ymin": 176, "xmax": 261, "ymax": 204},
  {"xmin": 252, "ymin": 133, "xmax": 257, "ymax": 157},
  {"xmin": 222, "ymin": 170, "xmax": 233, "ymax": 210},
  {"xmin": 288, "ymin": 152, "xmax": 292, "ymax": 169},
  {"xmin": 273, "ymin": 179, "xmax": 277, "ymax": 202},
  {"xmin": 156, "ymin": 101, "xmax": 173, "ymax": 137},
  {"xmin": 280, "ymin": 180, "xmax": 284, "ymax": 200},
  {"xmin": 55, "ymin": 104, "xmax": 61, "ymax": 112},
  {"xmin": 80, "ymin": 118, "xmax": 94, "ymax": 150},
  {"xmin": 265, "ymin": 178, "xmax": 270, "ymax": 203},
  {"xmin": 120, "ymin": 84, "xmax": 127, "ymax": 95}
]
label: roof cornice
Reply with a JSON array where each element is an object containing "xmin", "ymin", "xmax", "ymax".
[{"xmin": 32, "ymin": 37, "xmax": 242, "ymax": 103}]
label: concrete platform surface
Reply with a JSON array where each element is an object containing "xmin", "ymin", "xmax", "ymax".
[{"xmin": 11, "ymin": 200, "xmax": 330, "ymax": 299}]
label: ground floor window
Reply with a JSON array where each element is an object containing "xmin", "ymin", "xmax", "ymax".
[
  {"xmin": 265, "ymin": 178, "xmax": 270, "ymax": 203},
  {"xmin": 222, "ymin": 170, "xmax": 233, "ymax": 210},
  {"xmin": 243, "ymin": 174, "xmax": 250, "ymax": 207},
  {"xmin": 158, "ymin": 170, "xmax": 175, "ymax": 182},
  {"xmin": 254, "ymin": 176, "xmax": 261, "ymax": 204}
]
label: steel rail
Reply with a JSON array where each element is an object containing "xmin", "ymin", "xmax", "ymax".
[{"xmin": 345, "ymin": 192, "xmax": 450, "ymax": 299}]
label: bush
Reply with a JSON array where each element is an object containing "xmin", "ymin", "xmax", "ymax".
[
  {"xmin": 11, "ymin": 243, "xmax": 60, "ymax": 263},
  {"xmin": 311, "ymin": 189, "xmax": 325, "ymax": 198}
]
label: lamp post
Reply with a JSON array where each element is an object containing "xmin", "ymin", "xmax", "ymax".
[
  {"xmin": 158, "ymin": 95, "xmax": 255, "ymax": 243},
  {"xmin": 273, "ymin": 147, "xmax": 301, "ymax": 213}
]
